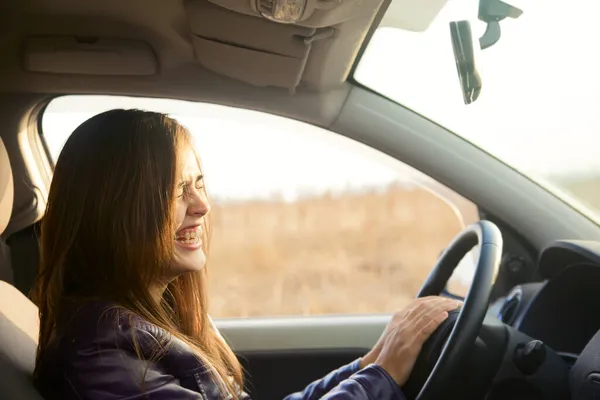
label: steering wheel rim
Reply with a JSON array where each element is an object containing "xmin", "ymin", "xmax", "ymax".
[{"xmin": 414, "ymin": 220, "xmax": 503, "ymax": 400}]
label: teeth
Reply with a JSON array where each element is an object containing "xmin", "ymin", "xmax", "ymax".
[
  {"xmin": 175, "ymin": 227, "xmax": 201, "ymax": 244},
  {"xmin": 176, "ymin": 236, "xmax": 200, "ymax": 244}
]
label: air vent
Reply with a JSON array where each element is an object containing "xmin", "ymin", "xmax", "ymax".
[{"xmin": 497, "ymin": 288, "xmax": 522, "ymax": 325}]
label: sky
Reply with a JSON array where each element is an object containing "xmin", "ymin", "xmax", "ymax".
[{"xmin": 42, "ymin": 0, "xmax": 600, "ymax": 207}]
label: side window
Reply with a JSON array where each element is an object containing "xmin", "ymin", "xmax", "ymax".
[{"xmin": 42, "ymin": 96, "xmax": 479, "ymax": 318}]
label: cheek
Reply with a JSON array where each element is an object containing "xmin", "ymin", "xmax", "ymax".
[{"xmin": 173, "ymin": 200, "xmax": 187, "ymax": 228}]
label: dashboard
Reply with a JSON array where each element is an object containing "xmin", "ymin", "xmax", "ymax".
[
  {"xmin": 440, "ymin": 239, "xmax": 600, "ymax": 399},
  {"xmin": 495, "ymin": 240, "xmax": 600, "ymax": 361}
]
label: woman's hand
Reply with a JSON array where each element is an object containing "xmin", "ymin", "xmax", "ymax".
[{"xmin": 359, "ymin": 296, "xmax": 462, "ymax": 386}]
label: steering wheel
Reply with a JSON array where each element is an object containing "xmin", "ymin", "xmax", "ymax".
[{"xmin": 403, "ymin": 220, "xmax": 503, "ymax": 400}]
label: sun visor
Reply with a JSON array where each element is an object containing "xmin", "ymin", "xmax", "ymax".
[
  {"xmin": 187, "ymin": 1, "xmax": 316, "ymax": 91},
  {"xmin": 22, "ymin": 36, "xmax": 158, "ymax": 76},
  {"xmin": 186, "ymin": 0, "xmax": 383, "ymax": 91}
]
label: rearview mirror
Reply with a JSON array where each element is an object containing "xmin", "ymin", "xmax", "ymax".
[{"xmin": 449, "ymin": 20, "xmax": 482, "ymax": 105}]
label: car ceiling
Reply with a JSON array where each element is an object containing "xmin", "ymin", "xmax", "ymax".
[
  {"xmin": 0, "ymin": 0, "xmax": 392, "ymax": 234},
  {"xmin": 0, "ymin": 0, "xmax": 386, "ymax": 96}
]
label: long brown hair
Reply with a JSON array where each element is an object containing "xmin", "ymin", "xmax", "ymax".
[{"xmin": 32, "ymin": 109, "xmax": 243, "ymax": 397}]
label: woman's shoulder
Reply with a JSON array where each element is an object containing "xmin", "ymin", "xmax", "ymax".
[
  {"xmin": 55, "ymin": 300, "xmax": 165, "ymax": 354},
  {"xmin": 37, "ymin": 301, "xmax": 214, "ymax": 400},
  {"xmin": 55, "ymin": 300, "xmax": 205, "ymax": 374}
]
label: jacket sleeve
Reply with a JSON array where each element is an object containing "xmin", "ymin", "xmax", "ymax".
[{"xmin": 284, "ymin": 359, "xmax": 406, "ymax": 400}]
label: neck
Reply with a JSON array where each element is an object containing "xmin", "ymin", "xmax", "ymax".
[{"xmin": 151, "ymin": 280, "xmax": 169, "ymax": 304}]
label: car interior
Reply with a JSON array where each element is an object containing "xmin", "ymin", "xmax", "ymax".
[{"xmin": 2, "ymin": 0, "xmax": 600, "ymax": 399}]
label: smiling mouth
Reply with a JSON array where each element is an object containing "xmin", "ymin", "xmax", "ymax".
[{"xmin": 175, "ymin": 226, "xmax": 202, "ymax": 246}]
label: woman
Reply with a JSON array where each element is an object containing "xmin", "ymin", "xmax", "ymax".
[{"xmin": 32, "ymin": 109, "xmax": 460, "ymax": 399}]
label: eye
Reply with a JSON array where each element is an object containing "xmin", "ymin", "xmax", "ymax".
[
  {"xmin": 176, "ymin": 183, "xmax": 186, "ymax": 198},
  {"xmin": 194, "ymin": 176, "xmax": 204, "ymax": 190}
]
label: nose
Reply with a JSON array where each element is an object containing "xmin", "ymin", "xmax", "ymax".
[{"xmin": 188, "ymin": 189, "xmax": 211, "ymax": 217}]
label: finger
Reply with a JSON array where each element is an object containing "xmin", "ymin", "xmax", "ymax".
[
  {"xmin": 415, "ymin": 296, "xmax": 449, "ymax": 306},
  {"xmin": 406, "ymin": 297, "xmax": 456, "ymax": 324},
  {"xmin": 415, "ymin": 296, "xmax": 459, "ymax": 305},
  {"xmin": 412, "ymin": 301, "xmax": 454, "ymax": 332},
  {"xmin": 415, "ymin": 296, "xmax": 440, "ymax": 303},
  {"xmin": 405, "ymin": 302, "xmax": 459, "ymax": 339},
  {"xmin": 393, "ymin": 297, "xmax": 437, "ymax": 322},
  {"xmin": 423, "ymin": 298, "xmax": 462, "ymax": 314},
  {"xmin": 390, "ymin": 297, "xmax": 441, "ymax": 325},
  {"xmin": 442, "ymin": 299, "xmax": 463, "ymax": 311},
  {"xmin": 394, "ymin": 297, "xmax": 461, "ymax": 331},
  {"xmin": 406, "ymin": 297, "xmax": 447, "ymax": 317},
  {"xmin": 453, "ymin": 299, "xmax": 464, "ymax": 309},
  {"xmin": 417, "ymin": 311, "xmax": 449, "ymax": 341}
]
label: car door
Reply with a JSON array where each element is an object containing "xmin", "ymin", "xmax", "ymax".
[{"xmin": 219, "ymin": 315, "xmax": 388, "ymax": 398}]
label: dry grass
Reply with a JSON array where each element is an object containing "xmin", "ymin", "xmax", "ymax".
[{"xmin": 207, "ymin": 184, "xmax": 478, "ymax": 318}]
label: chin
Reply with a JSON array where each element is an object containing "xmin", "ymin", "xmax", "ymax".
[{"xmin": 171, "ymin": 244, "xmax": 207, "ymax": 275}]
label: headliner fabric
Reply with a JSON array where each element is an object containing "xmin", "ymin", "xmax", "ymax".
[{"xmin": 1, "ymin": 0, "xmax": 384, "ymax": 94}]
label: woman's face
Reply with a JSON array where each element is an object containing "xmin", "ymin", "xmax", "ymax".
[{"xmin": 170, "ymin": 147, "xmax": 210, "ymax": 276}]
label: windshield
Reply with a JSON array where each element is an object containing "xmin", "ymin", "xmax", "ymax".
[{"xmin": 354, "ymin": 0, "xmax": 600, "ymax": 223}]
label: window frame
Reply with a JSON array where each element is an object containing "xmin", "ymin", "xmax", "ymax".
[{"xmin": 39, "ymin": 95, "xmax": 480, "ymax": 319}]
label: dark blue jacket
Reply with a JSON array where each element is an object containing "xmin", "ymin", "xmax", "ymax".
[{"xmin": 35, "ymin": 302, "xmax": 406, "ymax": 399}]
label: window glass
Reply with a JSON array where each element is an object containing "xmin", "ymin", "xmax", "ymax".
[
  {"xmin": 354, "ymin": 0, "xmax": 600, "ymax": 224},
  {"xmin": 42, "ymin": 96, "xmax": 479, "ymax": 317}
]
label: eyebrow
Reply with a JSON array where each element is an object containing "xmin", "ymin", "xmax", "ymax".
[{"xmin": 179, "ymin": 174, "xmax": 203, "ymax": 185}]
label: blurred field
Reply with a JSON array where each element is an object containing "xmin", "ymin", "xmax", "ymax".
[
  {"xmin": 207, "ymin": 184, "xmax": 477, "ymax": 318},
  {"xmin": 556, "ymin": 176, "xmax": 600, "ymax": 217}
]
